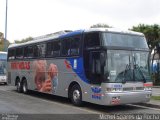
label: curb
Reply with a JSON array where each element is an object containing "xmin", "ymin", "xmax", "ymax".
[
  {"xmin": 135, "ymin": 102, "xmax": 160, "ymax": 109},
  {"xmin": 153, "ymin": 86, "xmax": 160, "ymax": 88}
]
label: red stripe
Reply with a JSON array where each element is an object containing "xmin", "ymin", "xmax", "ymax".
[
  {"xmin": 64, "ymin": 60, "xmax": 71, "ymax": 69},
  {"xmin": 143, "ymin": 83, "xmax": 153, "ymax": 87}
]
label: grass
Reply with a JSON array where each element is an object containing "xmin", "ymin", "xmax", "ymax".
[{"xmin": 151, "ymin": 96, "xmax": 160, "ymax": 101}]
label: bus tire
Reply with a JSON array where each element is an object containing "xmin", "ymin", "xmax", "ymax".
[
  {"xmin": 70, "ymin": 84, "xmax": 82, "ymax": 106},
  {"xmin": 16, "ymin": 80, "xmax": 22, "ymax": 93},
  {"xmin": 22, "ymin": 80, "xmax": 28, "ymax": 94}
]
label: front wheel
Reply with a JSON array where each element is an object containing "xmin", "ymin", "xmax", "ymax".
[{"xmin": 70, "ymin": 84, "xmax": 82, "ymax": 106}]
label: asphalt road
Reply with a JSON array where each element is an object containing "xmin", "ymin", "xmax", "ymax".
[{"xmin": 0, "ymin": 85, "xmax": 160, "ymax": 120}]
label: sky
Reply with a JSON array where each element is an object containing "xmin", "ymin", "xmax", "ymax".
[{"xmin": 0, "ymin": 0, "xmax": 160, "ymax": 43}]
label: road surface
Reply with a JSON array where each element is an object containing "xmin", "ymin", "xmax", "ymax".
[{"xmin": 0, "ymin": 85, "xmax": 160, "ymax": 120}]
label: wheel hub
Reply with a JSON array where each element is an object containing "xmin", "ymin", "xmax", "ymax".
[{"xmin": 73, "ymin": 90, "xmax": 80, "ymax": 102}]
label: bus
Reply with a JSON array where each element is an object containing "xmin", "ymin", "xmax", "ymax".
[
  {"xmin": 7, "ymin": 28, "xmax": 152, "ymax": 106},
  {"xmin": 0, "ymin": 51, "xmax": 7, "ymax": 84}
]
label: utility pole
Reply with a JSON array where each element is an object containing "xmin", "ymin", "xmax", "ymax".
[{"xmin": 4, "ymin": 0, "xmax": 8, "ymax": 51}]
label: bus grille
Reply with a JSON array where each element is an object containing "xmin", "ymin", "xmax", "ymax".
[
  {"xmin": 123, "ymin": 87, "xmax": 144, "ymax": 91},
  {"xmin": 136, "ymin": 87, "xmax": 144, "ymax": 90},
  {"xmin": 123, "ymin": 87, "xmax": 133, "ymax": 91}
]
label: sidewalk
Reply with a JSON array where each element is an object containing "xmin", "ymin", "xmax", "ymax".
[{"xmin": 153, "ymin": 86, "xmax": 160, "ymax": 88}]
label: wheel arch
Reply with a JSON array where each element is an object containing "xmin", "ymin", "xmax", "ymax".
[
  {"xmin": 21, "ymin": 77, "xmax": 27, "ymax": 83},
  {"xmin": 15, "ymin": 76, "xmax": 20, "ymax": 86}
]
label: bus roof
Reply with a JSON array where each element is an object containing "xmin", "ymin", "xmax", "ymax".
[
  {"xmin": 0, "ymin": 51, "xmax": 7, "ymax": 54},
  {"xmin": 8, "ymin": 28, "xmax": 144, "ymax": 49}
]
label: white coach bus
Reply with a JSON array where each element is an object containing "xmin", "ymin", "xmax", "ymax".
[{"xmin": 7, "ymin": 28, "xmax": 152, "ymax": 106}]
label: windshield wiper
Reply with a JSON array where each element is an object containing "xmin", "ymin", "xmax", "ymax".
[
  {"xmin": 122, "ymin": 64, "xmax": 131, "ymax": 84},
  {"xmin": 134, "ymin": 64, "xmax": 146, "ymax": 83}
]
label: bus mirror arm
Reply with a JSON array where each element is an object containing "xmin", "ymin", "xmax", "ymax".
[
  {"xmin": 135, "ymin": 64, "xmax": 146, "ymax": 83},
  {"xmin": 100, "ymin": 52, "xmax": 106, "ymax": 67}
]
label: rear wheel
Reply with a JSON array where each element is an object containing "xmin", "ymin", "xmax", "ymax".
[
  {"xmin": 16, "ymin": 80, "xmax": 22, "ymax": 93},
  {"xmin": 70, "ymin": 84, "xmax": 82, "ymax": 106},
  {"xmin": 22, "ymin": 80, "xmax": 28, "ymax": 94}
]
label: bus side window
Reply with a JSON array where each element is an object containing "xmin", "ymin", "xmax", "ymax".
[
  {"xmin": 46, "ymin": 42, "xmax": 53, "ymax": 57},
  {"xmin": 53, "ymin": 41, "xmax": 61, "ymax": 57},
  {"xmin": 27, "ymin": 46, "xmax": 34, "ymax": 58},
  {"xmin": 84, "ymin": 32, "xmax": 100, "ymax": 48},
  {"xmin": 8, "ymin": 49, "xmax": 15, "ymax": 60},
  {"xmin": 34, "ymin": 45, "xmax": 39, "ymax": 58},
  {"xmin": 61, "ymin": 38, "xmax": 71, "ymax": 56},
  {"xmin": 35, "ymin": 43, "xmax": 46, "ymax": 58},
  {"xmin": 24, "ymin": 47, "xmax": 28, "ymax": 58},
  {"xmin": 70, "ymin": 36, "xmax": 80, "ymax": 56},
  {"xmin": 15, "ymin": 47, "xmax": 23, "ymax": 59}
]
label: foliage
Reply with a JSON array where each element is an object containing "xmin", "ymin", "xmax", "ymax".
[
  {"xmin": 0, "ymin": 32, "xmax": 10, "ymax": 51},
  {"xmin": 14, "ymin": 37, "xmax": 33, "ymax": 43},
  {"xmin": 151, "ymin": 96, "xmax": 160, "ymax": 101},
  {"xmin": 131, "ymin": 24, "xmax": 160, "ymax": 85},
  {"xmin": 131, "ymin": 24, "xmax": 160, "ymax": 52},
  {"xmin": 90, "ymin": 23, "xmax": 111, "ymax": 28}
]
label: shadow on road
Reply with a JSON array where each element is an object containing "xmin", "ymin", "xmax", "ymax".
[{"xmin": 10, "ymin": 90, "xmax": 145, "ymax": 114}]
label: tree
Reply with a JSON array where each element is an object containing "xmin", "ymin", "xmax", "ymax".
[
  {"xmin": 131, "ymin": 24, "xmax": 160, "ymax": 53},
  {"xmin": 131, "ymin": 24, "xmax": 160, "ymax": 85},
  {"xmin": 90, "ymin": 23, "xmax": 111, "ymax": 28},
  {"xmin": 14, "ymin": 37, "xmax": 33, "ymax": 43}
]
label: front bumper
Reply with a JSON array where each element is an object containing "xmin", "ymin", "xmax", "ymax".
[{"xmin": 103, "ymin": 90, "xmax": 152, "ymax": 105}]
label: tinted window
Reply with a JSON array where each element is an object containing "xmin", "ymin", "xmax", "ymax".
[
  {"xmin": 70, "ymin": 36, "xmax": 80, "ymax": 55},
  {"xmin": 84, "ymin": 32, "xmax": 100, "ymax": 48},
  {"xmin": 34, "ymin": 43, "xmax": 46, "ymax": 58},
  {"xmin": 61, "ymin": 38, "xmax": 71, "ymax": 56},
  {"xmin": 16, "ymin": 47, "xmax": 23, "ymax": 59},
  {"xmin": 102, "ymin": 33, "xmax": 148, "ymax": 48},
  {"xmin": 25, "ymin": 46, "xmax": 34, "ymax": 58},
  {"xmin": 53, "ymin": 41, "xmax": 61, "ymax": 57},
  {"xmin": 8, "ymin": 49, "xmax": 15, "ymax": 60},
  {"xmin": 46, "ymin": 40, "xmax": 61, "ymax": 57},
  {"xmin": 46, "ymin": 42, "xmax": 53, "ymax": 57}
]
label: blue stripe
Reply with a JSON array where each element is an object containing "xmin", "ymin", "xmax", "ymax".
[
  {"xmin": 66, "ymin": 57, "xmax": 89, "ymax": 84},
  {"xmin": 59, "ymin": 30, "xmax": 84, "ymax": 39}
]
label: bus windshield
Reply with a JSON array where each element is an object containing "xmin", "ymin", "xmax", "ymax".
[
  {"xmin": 102, "ymin": 32, "xmax": 148, "ymax": 48},
  {"xmin": 105, "ymin": 50, "xmax": 151, "ymax": 83},
  {"xmin": 0, "ymin": 61, "xmax": 6, "ymax": 75},
  {"xmin": 0, "ymin": 53, "xmax": 7, "ymax": 75}
]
